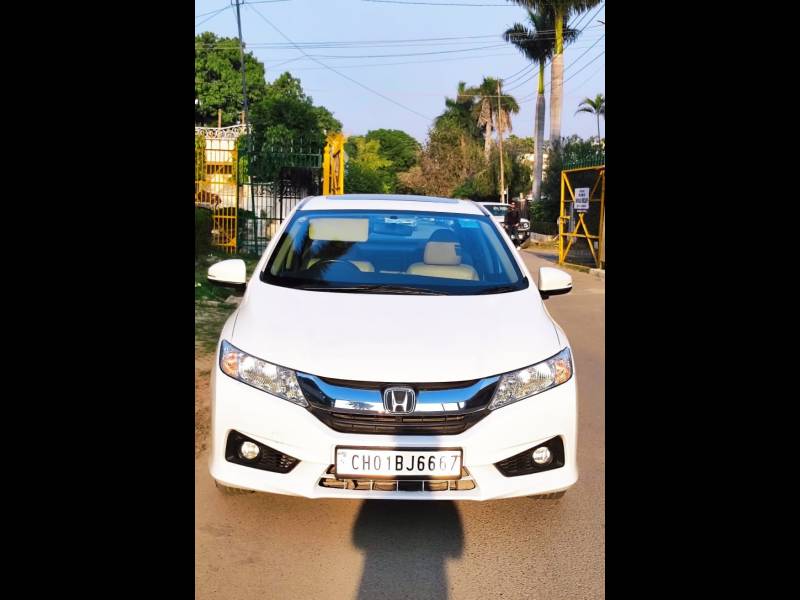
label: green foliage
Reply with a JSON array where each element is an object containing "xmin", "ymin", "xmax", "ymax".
[
  {"xmin": 195, "ymin": 207, "xmax": 213, "ymax": 258},
  {"xmin": 453, "ymin": 142, "xmax": 532, "ymax": 202},
  {"xmin": 195, "ymin": 33, "xmax": 268, "ymax": 126},
  {"xmin": 365, "ymin": 129, "xmax": 421, "ymax": 172},
  {"xmin": 345, "ymin": 162, "xmax": 388, "ymax": 193},
  {"xmin": 250, "ymin": 73, "xmax": 341, "ymax": 148},
  {"xmin": 344, "ymin": 130, "xmax": 420, "ymax": 194},
  {"xmin": 435, "ymin": 82, "xmax": 482, "ymax": 142},
  {"xmin": 398, "ymin": 119, "xmax": 485, "ymax": 197},
  {"xmin": 195, "ymin": 135, "xmax": 206, "ymax": 180},
  {"xmin": 534, "ymin": 135, "xmax": 603, "ymax": 223}
]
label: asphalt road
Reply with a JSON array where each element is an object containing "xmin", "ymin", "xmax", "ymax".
[{"xmin": 195, "ymin": 247, "xmax": 605, "ymax": 600}]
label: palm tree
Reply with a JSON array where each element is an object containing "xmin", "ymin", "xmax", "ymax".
[
  {"xmin": 575, "ymin": 93, "xmax": 605, "ymax": 140},
  {"xmin": 468, "ymin": 77, "xmax": 519, "ymax": 162},
  {"xmin": 506, "ymin": 1, "xmax": 601, "ymax": 144},
  {"xmin": 435, "ymin": 81, "xmax": 481, "ymax": 140},
  {"xmin": 504, "ymin": 8, "xmax": 577, "ymax": 201}
]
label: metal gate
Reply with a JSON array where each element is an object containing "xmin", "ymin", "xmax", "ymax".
[
  {"xmin": 238, "ymin": 136, "xmax": 323, "ymax": 256},
  {"xmin": 195, "ymin": 125, "xmax": 247, "ymax": 254},
  {"xmin": 558, "ymin": 165, "xmax": 605, "ymax": 269}
]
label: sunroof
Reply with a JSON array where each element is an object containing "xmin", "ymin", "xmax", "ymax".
[{"xmin": 331, "ymin": 194, "xmax": 460, "ymax": 204}]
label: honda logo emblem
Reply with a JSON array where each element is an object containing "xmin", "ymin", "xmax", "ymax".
[{"xmin": 383, "ymin": 387, "xmax": 416, "ymax": 414}]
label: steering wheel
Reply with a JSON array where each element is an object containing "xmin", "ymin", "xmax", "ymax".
[{"xmin": 309, "ymin": 259, "xmax": 363, "ymax": 275}]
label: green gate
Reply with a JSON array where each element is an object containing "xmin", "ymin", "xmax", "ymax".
[{"xmin": 237, "ymin": 135, "xmax": 324, "ymax": 256}]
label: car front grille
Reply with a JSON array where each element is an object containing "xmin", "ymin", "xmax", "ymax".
[
  {"xmin": 318, "ymin": 466, "xmax": 477, "ymax": 492},
  {"xmin": 308, "ymin": 407, "xmax": 488, "ymax": 435},
  {"xmin": 298, "ymin": 373, "xmax": 498, "ymax": 436}
]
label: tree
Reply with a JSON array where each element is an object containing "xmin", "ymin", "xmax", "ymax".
[
  {"xmin": 247, "ymin": 72, "xmax": 342, "ymax": 172},
  {"xmin": 345, "ymin": 137, "xmax": 393, "ymax": 193},
  {"xmin": 535, "ymin": 135, "xmax": 601, "ymax": 222},
  {"xmin": 195, "ymin": 32, "xmax": 268, "ymax": 126},
  {"xmin": 434, "ymin": 82, "xmax": 481, "ymax": 141},
  {"xmin": 504, "ymin": 8, "xmax": 577, "ymax": 201},
  {"xmin": 575, "ymin": 93, "xmax": 605, "ymax": 140},
  {"xmin": 397, "ymin": 120, "xmax": 484, "ymax": 198},
  {"xmin": 364, "ymin": 129, "xmax": 420, "ymax": 172},
  {"xmin": 468, "ymin": 77, "xmax": 503, "ymax": 160},
  {"xmin": 506, "ymin": 1, "xmax": 600, "ymax": 143},
  {"xmin": 345, "ymin": 130, "xmax": 420, "ymax": 193}
]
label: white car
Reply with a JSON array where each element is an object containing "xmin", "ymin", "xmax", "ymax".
[
  {"xmin": 207, "ymin": 194, "xmax": 577, "ymax": 500},
  {"xmin": 478, "ymin": 202, "xmax": 531, "ymax": 244}
]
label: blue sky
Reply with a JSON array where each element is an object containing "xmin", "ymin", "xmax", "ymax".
[{"xmin": 196, "ymin": 0, "xmax": 605, "ymax": 142}]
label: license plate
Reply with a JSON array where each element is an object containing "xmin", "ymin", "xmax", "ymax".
[{"xmin": 335, "ymin": 447, "xmax": 462, "ymax": 479}]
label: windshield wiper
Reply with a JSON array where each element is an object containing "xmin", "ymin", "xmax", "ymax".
[
  {"xmin": 477, "ymin": 285, "xmax": 519, "ymax": 295},
  {"xmin": 298, "ymin": 284, "xmax": 443, "ymax": 295}
]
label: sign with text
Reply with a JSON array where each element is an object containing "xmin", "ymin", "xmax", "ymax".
[{"xmin": 574, "ymin": 187, "xmax": 590, "ymax": 212}]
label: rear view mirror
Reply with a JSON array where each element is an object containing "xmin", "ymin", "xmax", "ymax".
[
  {"xmin": 538, "ymin": 267, "xmax": 572, "ymax": 299},
  {"xmin": 208, "ymin": 259, "xmax": 246, "ymax": 288}
]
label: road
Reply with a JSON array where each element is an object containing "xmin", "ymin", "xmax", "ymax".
[{"xmin": 195, "ymin": 247, "xmax": 605, "ymax": 600}]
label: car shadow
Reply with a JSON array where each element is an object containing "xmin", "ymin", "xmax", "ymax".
[{"xmin": 352, "ymin": 500, "xmax": 463, "ymax": 600}]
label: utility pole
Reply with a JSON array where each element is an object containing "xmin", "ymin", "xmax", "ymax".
[
  {"xmin": 233, "ymin": 0, "xmax": 254, "ymax": 213},
  {"xmin": 496, "ymin": 80, "xmax": 505, "ymax": 204},
  {"xmin": 234, "ymin": 0, "xmax": 249, "ymax": 133}
]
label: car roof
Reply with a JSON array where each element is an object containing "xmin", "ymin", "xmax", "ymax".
[{"xmin": 300, "ymin": 194, "xmax": 485, "ymax": 215}]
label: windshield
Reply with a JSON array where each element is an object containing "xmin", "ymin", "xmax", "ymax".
[
  {"xmin": 262, "ymin": 209, "xmax": 527, "ymax": 295},
  {"xmin": 483, "ymin": 205, "xmax": 509, "ymax": 217}
]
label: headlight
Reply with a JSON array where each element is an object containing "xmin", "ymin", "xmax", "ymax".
[
  {"xmin": 219, "ymin": 340, "xmax": 308, "ymax": 407},
  {"xmin": 518, "ymin": 220, "xmax": 530, "ymax": 231},
  {"xmin": 488, "ymin": 347, "xmax": 572, "ymax": 410}
]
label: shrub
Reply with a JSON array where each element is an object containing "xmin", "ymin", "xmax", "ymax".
[{"xmin": 195, "ymin": 206, "xmax": 213, "ymax": 258}]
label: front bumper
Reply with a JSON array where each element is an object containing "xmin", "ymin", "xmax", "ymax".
[{"xmin": 209, "ymin": 365, "xmax": 578, "ymax": 501}]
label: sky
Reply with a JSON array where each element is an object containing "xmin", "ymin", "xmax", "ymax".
[{"xmin": 195, "ymin": 0, "xmax": 605, "ymax": 143}]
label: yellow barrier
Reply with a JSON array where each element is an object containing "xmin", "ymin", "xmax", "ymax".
[
  {"xmin": 322, "ymin": 132, "xmax": 345, "ymax": 195},
  {"xmin": 558, "ymin": 165, "xmax": 605, "ymax": 269}
]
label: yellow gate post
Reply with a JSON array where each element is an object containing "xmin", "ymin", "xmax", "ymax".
[
  {"xmin": 322, "ymin": 132, "xmax": 345, "ymax": 195},
  {"xmin": 558, "ymin": 165, "xmax": 605, "ymax": 269}
]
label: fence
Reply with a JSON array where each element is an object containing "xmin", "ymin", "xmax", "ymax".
[
  {"xmin": 558, "ymin": 164, "xmax": 605, "ymax": 269},
  {"xmin": 236, "ymin": 135, "xmax": 323, "ymax": 256},
  {"xmin": 530, "ymin": 221, "xmax": 559, "ymax": 236}
]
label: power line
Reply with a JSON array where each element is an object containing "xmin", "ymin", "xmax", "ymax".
[
  {"xmin": 560, "ymin": 50, "xmax": 604, "ymax": 86},
  {"xmin": 362, "ymin": 0, "xmax": 516, "ymax": 6},
  {"xmin": 245, "ymin": 3, "xmax": 432, "ymax": 121},
  {"xmin": 196, "ymin": 4, "xmax": 229, "ymax": 18},
  {"xmin": 560, "ymin": 34, "xmax": 604, "ymax": 74},
  {"xmin": 195, "ymin": 5, "xmax": 230, "ymax": 28},
  {"xmin": 501, "ymin": 3, "xmax": 605, "ymax": 93},
  {"xmin": 517, "ymin": 45, "xmax": 605, "ymax": 103},
  {"xmin": 194, "ymin": 31, "xmax": 604, "ymax": 50},
  {"xmin": 269, "ymin": 52, "xmax": 519, "ymax": 72},
  {"xmin": 565, "ymin": 62, "xmax": 604, "ymax": 96},
  {"xmin": 279, "ymin": 43, "xmax": 509, "ymax": 60}
]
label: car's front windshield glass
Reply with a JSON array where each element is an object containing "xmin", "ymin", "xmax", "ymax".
[
  {"xmin": 262, "ymin": 209, "xmax": 527, "ymax": 295},
  {"xmin": 484, "ymin": 205, "xmax": 509, "ymax": 217}
]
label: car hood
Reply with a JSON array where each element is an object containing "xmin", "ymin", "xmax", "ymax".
[{"xmin": 230, "ymin": 280, "xmax": 562, "ymax": 383}]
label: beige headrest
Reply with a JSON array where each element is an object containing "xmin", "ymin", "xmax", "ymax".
[
  {"xmin": 308, "ymin": 218, "xmax": 369, "ymax": 242},
  {"xmin": 424, "ymin": 241, "xmax": 461, "ymax": 266}
]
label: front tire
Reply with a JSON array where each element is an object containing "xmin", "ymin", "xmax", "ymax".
[{"xmin": 215, "ymin": 480, "xmax": 254, "ymax": 495}]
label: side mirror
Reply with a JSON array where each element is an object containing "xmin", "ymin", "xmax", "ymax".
[
  {"xmin": 538, "ymin": 267, "xmax": 572, "ymax": 299},
  {"xmin": 208, "ymin": 259, "xmax": 246, "ymax": 289}
]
